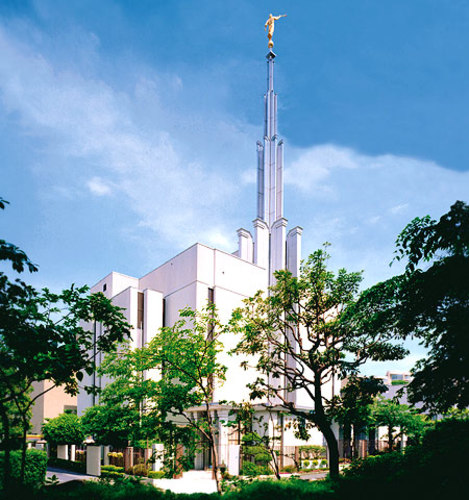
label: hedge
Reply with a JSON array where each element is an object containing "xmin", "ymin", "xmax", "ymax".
[
  {"xmin": 0, "ymin": 449, "xmax": 47, "ymax": 488},
  {"xmin": 47, "ymin": 457, "xmax": 86, "ymax": 474}
]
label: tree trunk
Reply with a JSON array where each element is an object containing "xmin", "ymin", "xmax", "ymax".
[
  {"xmin": 269, "ymin": 449, "xmax": 280, "ymax": 480},
  {"xmin": 368, "ymin": 427, "xmax": 377, "ymax": 455},
  {"xmin": 313, "ymin": 377, "xmax": 340, "ymax": 480},
  {"xmin": 387, "ymin": 425, "xmax": 394, "ymax": 452},
  {"xmin": 0, "ymin": 405, "xmax": 12, "ymax": 489},
  {"xmin": 205, "ymin": 407, "xmax": 221, "ymax": 494},
  {"xmin": 210, "ymin": 438, "xmax": 221, "ymax": 494},
  {"xmin": 19, "ymin": 414, "xmax": 29, "ymax": 483},
  {"xmin": 343, "ymin": 422, "xmax": 352, "ymax": 459},
  {"xmin": 320, "ymin": 420, "xmax": 340, "ymax": 480}
]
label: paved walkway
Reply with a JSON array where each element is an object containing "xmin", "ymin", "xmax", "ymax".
[
  {"xmin": 152, "ymin": 470, "xmax": 217, "ymax": 494},
  {"xmin": 47, "ymin": 467, "xmax": 95, "ymax": 483},
  {"xmin": 299, "ymin": 470, "xmax": 329, "ymax": 481}
]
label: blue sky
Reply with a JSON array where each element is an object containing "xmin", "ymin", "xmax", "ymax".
[{"xmin": 1, "ymin": 1, "xmax": 468, "ymax": 373}]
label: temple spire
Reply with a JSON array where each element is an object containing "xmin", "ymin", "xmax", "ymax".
[{"xmin": 257, "ymin": 50, "xmax": 284, "ymax": 228}]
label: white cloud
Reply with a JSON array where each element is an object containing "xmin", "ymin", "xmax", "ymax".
[
  {"xmin": 1, "ymin": 22, "xmax": 467, "ymax": 297},
  {"xmin": 87, "ymin": 177, "xmax": 112, "ymax": 196},
  {"xmin": 0, "ymin": 24, "xmax": 256, "ymax": 253},
  {"xmin": 284, "ymin": 143, "xmax": 469, "ymax": 287},
  {"xmin": 389, "ymin": 203, "xmax": 409, "ymax": 215}
]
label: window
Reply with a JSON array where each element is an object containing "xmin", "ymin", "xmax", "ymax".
[{"xmin": 137, "ymin": 292, "xmax": 144, "ymax": 329}]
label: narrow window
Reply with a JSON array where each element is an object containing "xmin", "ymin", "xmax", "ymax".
[{"xmin": 137, "ymin": 292, "xmax": 144, "ymax": 330}]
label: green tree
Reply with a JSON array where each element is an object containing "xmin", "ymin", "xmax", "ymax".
[
  {"xmin": 232, "ymin": 247, "xmax": 407, "ymax": 479},
  {"xmin": 81, "ymin": 341, "xmax": 160, "ymax": 449},
  {"xmin": 42, "ymin": 413, "xmax": 84, "ymax": 445},
  {"xmin": 370, "ymin": 397, "xmax": 430, "ymax": 451},
  {"xmin": 393, "ymin": 201, "xmax": 469, "ymax": 412},
  {"xmin": 224, "ymin": 402, "xmax": 285, "ymax": 479},
  {"xmin": 0, "ymin": 198, "xmax": 131, "ymax": 487},
  {"xmin": 147, "ymin": 305, "xmax": 227, "ymax": 493},
  {"xmin": 331, "ymin": 375, "xmax": 387, "ymax": 458},
  {"xmin": 349, "ymin": 201, "xmax": 469, "ymax": 414}
]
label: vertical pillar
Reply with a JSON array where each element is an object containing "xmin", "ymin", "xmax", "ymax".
[
  {"xmin": 237, "ymin": 228, "xmax": 253, "ymax": 262},
  {"xmin": 57, "ymin": 444, "xmax": 68, "ymax": 460},
  {"xmin": 70, "ymin": 444, "xmax": 76, "ymax": 462},
  {"xmin": 228, "ymin": 445, "xmax": 240, "ymax": 476},
  {"xmin": 276, "ymin": 140, "xmax": 284, "ymax": 220},
  {"xmin": 287, "ymin": 227, "xmax": 303, "ymax": 277},
  {"xmin": 271, "ymin": 218, "xmax": 288, "ymax": 280},
  {"xmin": 152, "ymin": 444, "xmax": 164, "ymax": 472},
  {"xmin": 253, "ymin": 218, "xmax": 269, "ymax": 269},
  {"xmin": 124, "ymin": 446, "xmax": 134, "ymax": 472},
  {"xmin": 217, "ymin": 410, "xmax": 231, "ymax": 471},
  {"xmin": 86, "ymin": 445, "xmax": 101, "ymax": 476},
  {"xmin": 103, "ymin": 445, "xmax": 110, "ymax": 466}
]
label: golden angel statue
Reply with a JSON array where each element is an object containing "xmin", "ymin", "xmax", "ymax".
[{"xmin": 264, "ymin": 13, "xmax": 287, "ymax": 49}]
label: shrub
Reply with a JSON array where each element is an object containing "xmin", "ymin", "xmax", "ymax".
[
  {"xmin": 227, "ymin": 478, "xmax": 336, "ymax": 499},
  {"xmin": 100, "ymin": 470, "xmax": 125, "ymax": 479},
  {"xmin": 312, "ymin": 459, "xmax": 319, "ymax": 468},
  {"xmin": 302, "ymin": 459, "xmax": 310, "ymax": 469},
  {"xmin": 240, "ymin": 462, "xmax": 271, "ymax": 477},
  {"xmin": 101, "ymin": 465, "xmax": 124, "ymax": 473},
  {"xmin": 42, "ymin": 413, "xmax": 84, "ymax": 445},
  {"xmin": 107, "ymin": 451, "xmax": 124, "ymax": 467},
  {"xmin": 0, "ymin": 449, "xmax": 47, "ymax": 488},
  {"xmin": 320, "ymin": 459, "xmax": 328, "ymax": 468},
  {"xmin": 47, "ymin": 457, "xmax": 86, "ymax": 474},
  {"xmin": 131, "ymin": 463, "xmax": 148, "ymax": 477},
  {"xmin": 280, "ymin": 465, "xmax": 297, "ymax": 473},
  {"xmin": 298, "ymin": 445, "xmax": 326, "ymax": 460},
  {"xmin": 148, "ymin": 470, "xmax": 165, "ymax": 479}
]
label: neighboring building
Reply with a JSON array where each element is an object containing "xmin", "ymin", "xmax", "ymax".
[
  {"xmin": 381, "ymin": 371, "xmax": 412, "ymax": 385},
  {"xmin": 78, "ymin": 48, "xmax": 335, "ymax": 468},
  {"xmin": 29, "ymin": 381, "xmax": 77, "ymax": 436}
]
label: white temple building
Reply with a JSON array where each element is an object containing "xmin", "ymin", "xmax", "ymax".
[{"xmin": 78, "ymin": 48, "xmax": 334, "ymax": 471}]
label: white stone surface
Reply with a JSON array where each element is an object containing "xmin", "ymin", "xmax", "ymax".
[
  {"xmin": 57, "ymin": 444, "xmax": 68, "ymax": 460},
  {"xmin": 76, "ymin": 48, "xmax": 341, "ymax": 465},
  {"xmin": 228, "ymin": 445, "xmax": 240, "ymax": 476},
  {"xmin": 103, "ymin": 445, "xmax": 110, "ymax": 466},
  {"xmin": 86, "ymin": 445, "xmax": 101, "ymax": 477},
  {"xmin": 152, "ymin": 443, "xmax": 164, "ymax": 472},
  {"xmin": 152, "ymin": 471, "xmax": 217, "ymax": 494}
]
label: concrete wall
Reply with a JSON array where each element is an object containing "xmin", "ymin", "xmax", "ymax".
[{"xmin": 30, "ymin": 381, "xmax": 77, "ymax": 435}]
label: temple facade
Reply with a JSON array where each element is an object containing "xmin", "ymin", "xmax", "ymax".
[{"xmin": 78, "ymin": 49, "xmax": 334, "ymax": 471}]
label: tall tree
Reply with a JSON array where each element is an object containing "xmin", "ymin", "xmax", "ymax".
[
  {"xmin": 393, "ymin": 200, "xmax": 469, "ymax": 413},
  {"xmin": 81, "ymin": 342, "xmax": 161, "ymax": 449},
  {"xmin": 331, "ymin": 375, "xmax": 387, "ymax": 458},
  {"xmin": 42, "ymin": 413, "xmax": 84, "ymax": 446},
  {"xmin": 232, "ymin": 247, "xmax": 407, "ymax": 479},
  {"xmin": 370, "ymin": 397, "xmax": 430, "ymax": 451},
  {"xmin": 147, "ymin": 305, "xmax": 227, "ymax": 493},
  {"xmin": 0, "ymin": 197, "xmax": 131, "ymax": 487},
  {"xmin": 349, "ymin": 201, "xmax": 469, "ymax": 414}
]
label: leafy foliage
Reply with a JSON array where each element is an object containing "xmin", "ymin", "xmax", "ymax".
[
  {"xmin": 146, "ymin": 304, "xmax": 228, "ymax": 492},
  {"xmin": 81, "ymin": 341, "xmax": 160, "ymax": 448},
  {"xmin": 330, "ymin": 376, "xmax": 386, "ymax": 458},
  {"xmin": 394, "ymin": 201, "xmax": 469, "ymax": 412},
  {"xmin": 0, "ymin": 449, "xmax": 47, "ymax": 489},
  {"xmin": 370, "ymin": 397, "xmax": 430, "ymax": 450},
  {"xmin": 232, "ymin": 246, "xmax": 407, "ymax": 478},
  {"xmin": 351, "ymin": 201, "xmax": 469, "ymax": 413},
  {"xmin": 46, "ymin": 457, "xmax": 86, "ymax": 474},
  {"xmin": 0, "ymin": 197, "xmax": 131, "ymax": 487},
  {"xmin": 42, "ymin": 413, "xmax": 84, "ymax": 445},
  {"xmin": 339, "ymin": 413, "xmax": 469, "ymax": 500}
]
